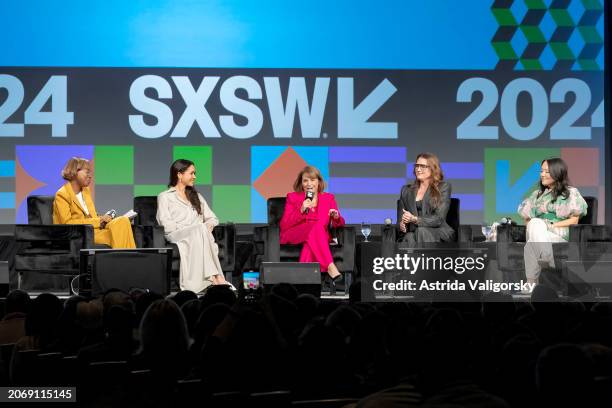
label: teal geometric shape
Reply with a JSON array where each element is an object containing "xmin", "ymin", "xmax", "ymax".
[
  {"xmin": 511, "ymin": 1, "xmax": 528, "ymax": 24},
  {"xmin": 251, "ymin": 186, "xmax": 268, "ymax": 223},
  {"xmin": 0, "ymin": 161, "xmax": 15, "ymax": 177},
  {"xmin": 540, "ymin": 44, "xmax": 557, "ymax": 69},
  {"xmin": 596, "ymin": 46, "xmax": 604, "ymax": 70},
  {"xmin": 568, "ymin": 27, "xmax": 586, "ymax": 56},
  {"xmin": 568, "ymin": 0, "xmax": 587, "ymax": 22},
  {"xmin": 495, "ymin": 160, "xmax": 541, "ymax": 213},
  {"xmin": 596, "ymin": 10, "xmax": 604, "ymax": 38},
  {"xmin": 511, "ymin": 29, "xmax": 529, "ymax": 57},
  {"xmin": 250, "ymin": 146, "xmax": 330, "ymax": 222},
  {"xmin": 539, "ymin": 11, "xmax": 557, "ymax": 41},
  {"xmin": 0, "ymin": 192, "xmax": 15, "ymax": 209},
  {"xmin": 250, "ymin": 146, "xmax": 288, "ymax": 222}
]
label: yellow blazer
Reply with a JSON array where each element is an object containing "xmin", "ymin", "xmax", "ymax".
[
  {"xmin": 53, "ymin": 182, "xmax": 136, "ymax": 249},
  {"xmin": 53, "ymin": 182, "xmax": 102, "ymax": 228}
]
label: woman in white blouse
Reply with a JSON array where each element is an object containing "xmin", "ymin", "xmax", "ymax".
[{"xmin": 156, "ymin": 159, "xmax": 230, "ymax": 292}]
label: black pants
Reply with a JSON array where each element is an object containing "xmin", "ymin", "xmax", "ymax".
[{"xmin": 401, "ymin": 226, "xmax": 455, "ymax": 245}]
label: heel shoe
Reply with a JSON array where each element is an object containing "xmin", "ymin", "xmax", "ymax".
[
  {"xmin": 331, "ymin": 273, "xmax": 343, "ymax": 283},
  {"xmin": 329, "ymin": 273, "xmax": 342, "ymax": 296}
]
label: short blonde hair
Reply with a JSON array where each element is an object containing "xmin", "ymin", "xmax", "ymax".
[
  {"xmin": 293, "ymin": 166, "xmax": 326, "ymax": 193},
  {"xmin": 61, "ymin": 157, "xmax": 90, "ymax": 181}
]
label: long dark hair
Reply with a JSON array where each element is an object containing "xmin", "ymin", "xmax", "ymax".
[
  {"xmin": 411, "ymin": 152, "xmax": 444, "ymax": 208},
  {"xmin": 168, "ymin": 159, "xmax": 202, "ymax": 215},
  {"xmin": 538, "ymin": 157, "xmax": 570, "ymax": 203}
]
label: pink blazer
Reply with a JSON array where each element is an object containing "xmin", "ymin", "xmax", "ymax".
[{"xmin": 280, "ymin": 191, "xmax": 345, "ymax": 244}]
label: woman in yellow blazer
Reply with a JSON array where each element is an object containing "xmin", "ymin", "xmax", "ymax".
[{"xmin": 53, "ymin": 157, "xmax": 136, "ymax": 249}]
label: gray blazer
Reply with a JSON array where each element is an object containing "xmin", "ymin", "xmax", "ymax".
[{"xmin": 398, "ymin": 181, "xmax": 455, "ymax": 240}]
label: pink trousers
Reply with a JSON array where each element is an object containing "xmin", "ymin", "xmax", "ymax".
[{"xmin": 288, "ymin": 222, "xmax": 333, "ymax": 272}]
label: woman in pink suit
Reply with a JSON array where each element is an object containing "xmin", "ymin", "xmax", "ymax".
[{"xmin": 280, "ymin": 166, "xmax": 345, "ymax": 282}]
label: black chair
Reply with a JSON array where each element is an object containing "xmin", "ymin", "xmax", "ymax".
[
  {"xmin": 496, "ymin": 196, "xmax": 598, "ymax": 286},
  {"xmin": 252, "ymin": 197, "xmax": 355, "ymax": 281},
  {"xmin": 10, "ymin": 349, "xmax": 40, "ymax": 385},
  {"xmin": 80, "ymin": 361, "xmax": 130, "ymax": 403},
  {"xmin": 36, "ymin": 352, "xmax": 64, "ymax": 385},
  {"xmin": 133, "ymin": 196, "xmax": 236, "ymax": 285},
  {"xmin": 383, "ymin": 197, "xmax": 462, "ymax": 244},
  {"xmin": 0, "ymin": 343, "xmax": 15, "ymax": 384},
  {"xmin": 14, "ymin": 196, "xmax": 103, "ymax": 292}
]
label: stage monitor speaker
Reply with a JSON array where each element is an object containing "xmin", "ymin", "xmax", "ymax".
[
  {"xmin": 79, "ymin": 248, "xmax": 172, "ymax": 297},
  {"xmin": 260, "ymin": 262, "xmax": 321, "ymax": 297}
]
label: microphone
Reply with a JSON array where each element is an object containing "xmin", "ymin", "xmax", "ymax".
[
  {"xmin": 101, "ymin": 209, "xmax": 116, "ymax": 228},
  {"xmin": 384, "ymin": 218, "xmax": 392, "ymax": 225},
  {"xmin": 500, "ymin": 217, "xmax": 514, "ymax": 225},
  {"xmin": 305, "ymin": 191, "xmax": 314, "ymax": 214}
]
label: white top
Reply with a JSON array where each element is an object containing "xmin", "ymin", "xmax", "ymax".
[
  {"xmin": 76, "ymin": 192, "xmax": 90, "ymax": 215},
  {"xmin": 156, "ymin": 187, "xmax": 219, "ymax": 237}
]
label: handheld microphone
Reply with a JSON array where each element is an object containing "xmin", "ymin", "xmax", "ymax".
[
  {"xmin": 384, "ymin": 218, "xmax": 392, "ymax": 225},
  {"xmin": 305, "ymin": 191, "xmax": 314, "ymax": 214}
]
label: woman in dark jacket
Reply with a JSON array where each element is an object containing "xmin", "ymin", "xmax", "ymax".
[{"xmin": 398, "ymin": 153, "xmax": 455, "ymax": 244}]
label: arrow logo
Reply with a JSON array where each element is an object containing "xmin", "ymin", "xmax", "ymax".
[{"xmin": 338, "ymin": 78, "xmax": 397, "ymax": 139}]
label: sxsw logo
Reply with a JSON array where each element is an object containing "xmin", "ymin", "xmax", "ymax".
[{"xmin": 128, "ymin": 75, "xmax": 398, "ymax": 140}]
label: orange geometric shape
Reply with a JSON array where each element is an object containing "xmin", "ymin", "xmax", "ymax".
[
  {"xmin": 253, "ymin": 147, "xmax": 308, "ymax": 200},
  {"xmin": 560, "ymin": 148, "xmax": 599, "ymax": 186},
  {"xmin": 15, "ymin": 157, "xmax": 46, "ymax": 209}
]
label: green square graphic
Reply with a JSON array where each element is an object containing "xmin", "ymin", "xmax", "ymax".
[
  {"xmin": 549, "ymin": 9, "xmax": 574, "ymax": 27},
  {"xmin": 173, "ymin": 146, "xmax": 212, "ymax": 185},
  {"xmin": 493, "ymin": 42, "xmax": 518, "ymax": 60},
  {"xmin": 94, "ymin": 146, "xmax": 134, "ymax": 185},
  {"xmin": 578, "ymin": 59, "xmax": 600, "ymax": 71},
  {"xmin": 520, "ymin": 59, "xmax": 543, "ymax": 70},
  {"xmin": 550, "ymin": 42, "xmax": 574, "ymax": 60},
  {"xmin": 578, "ymin": 26, "xmax": 603, "ymax": 44},
  {"xmin": 581, "ymin": 0, "xmax": 603, "ymax": 11},
  {"xmin": 520, "ymin": 26, "xmax": 545, "ymax": 43},
  {"xmin": 492, "ymin": 9, "xmax": 517, "ymax": 26},
  {"xmin": 134, "ymin": 185, "xmax": 168, "ymax": 197},
  {"xmin": 524, "ymin": 0, "xmax": 546, "ymax": 10},
  {"xmin": 212, "ymin": 185, "xmax": 250, "ymax": 223}
]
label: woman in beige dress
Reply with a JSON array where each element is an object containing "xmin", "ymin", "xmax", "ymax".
[{"xmin": 156, "ymin": 159, "xmax": 231, "ymax": 292}]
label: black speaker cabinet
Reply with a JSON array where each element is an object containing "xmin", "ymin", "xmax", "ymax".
[
  {"xmin": 79, "ymin": 248, "xmax": 172, "ymax": 297},
  {"xmin": 260, "ymin": 262, "xmax": 321, "ymax": 297}
]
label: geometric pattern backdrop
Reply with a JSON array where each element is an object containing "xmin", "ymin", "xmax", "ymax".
[
  {"xmin": 6, "ymin": 145, "xmax": 605, "ymax": 224},
  {"xmin": 492, "ymin": 0, "xmax": 604, "ymax": 70},
  {"xmin": 250, "ymin": 146, "xmax": 490, "ymax": 223}
]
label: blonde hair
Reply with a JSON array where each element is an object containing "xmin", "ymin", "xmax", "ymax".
[
  {"xmin": 61, "ymin": 157, "xmax": 90, "ymax": 181},
  {"xmin": 293, "ymin": 166, "xmax": 326, "ymax": 193}
]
